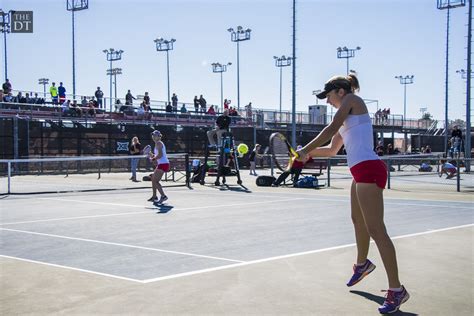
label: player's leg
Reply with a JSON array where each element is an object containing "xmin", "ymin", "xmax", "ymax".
[
  {"xmin": 153, "ymin": 168, "xmax": 167, "ymax": 203},
  {"xmin": 355, "ymin": 183, "xmax": 400, "ymax": 288},
  {"xmin": 346, "ymin": 180, "xmax": 374, "ymax": 287},
  {"xmin": 356, "ymin": 182, "xmax": 409, "ymax": 313}
]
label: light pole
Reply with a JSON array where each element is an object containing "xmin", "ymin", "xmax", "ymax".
[
  {"xmin": 312, "ymin": 90, "xmax": 321, "ymax": 105},
  {"xmin": 103, "ymin": 48, "xmax": 123, "ymax": 112},
  {"xmin": 38, "ymin": 78, "xmax": 49, "ymax": 99},
  {"xmin": 0, "ymin": 10, "xmax": 11, "ymax": 81},
  {"xmin": 395, "ymin": 75, "xmax": 414, "ymax": 152},
  {"xmin": 227, "ymin": 26, "xmax": 251, "ymax": 111},
  {"xmin": 437, "ymin": 0, "xmax": 466, "ymax": 154},
  {"xmin": 106, "ymin": 68, "xmax": 122, "ymax": 104},
  {"xmin": 273, "ymin": 55, "xmax": 292, "ymax": 121},
  {"xmin": 66, "ymin": 0, "xmax": 88, "ymax": 101},
  {"xmin": 336, "ymin": 46, "xmax": 361, "ymax": 74},
  {"xmin": 211, "ymin": 62, "xmax": 231, "ymax": 110},
  {"xmin": 154, "ymin": 37, "xmax": 176, "ymax": 105}
]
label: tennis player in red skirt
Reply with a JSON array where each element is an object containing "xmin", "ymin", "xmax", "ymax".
[{"xmin": 296, "ymin": 73, "xmax": 409, "ymax": 314}]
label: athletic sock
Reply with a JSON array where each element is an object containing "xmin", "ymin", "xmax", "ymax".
[
  {"xmin": 389, "ymin": 287, "xmax": 403, "ymax": 292},
  {"xmin": 356, "ymin": 260, "xmax": 367, "ymax": 267}
]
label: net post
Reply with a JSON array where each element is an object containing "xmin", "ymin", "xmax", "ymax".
[
  {"xmin": 7, "ymin": 161, "xmax": 11, "ymax": 194},
  {"xmin": 327, "ymin": 158, "xmax": 331, "ymax": 187},
  {"xmin": 98, "ymin": 159, "xmax": 101, "ymax": 179}
]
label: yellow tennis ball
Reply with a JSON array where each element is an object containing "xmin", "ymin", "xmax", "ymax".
[{"xmin": 237, "ymin": 143, "xmax": 249, "ymax": 155}]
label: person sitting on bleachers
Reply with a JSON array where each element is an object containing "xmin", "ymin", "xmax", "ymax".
[
  {"xmin": 61, "ymin": 99, "xmax": 71, "ymax": 115},
  {"xmin": 71, "ymin": 100, "xmax": 82, "ymax": 117},
  {"xmin": 207, "ymin": 105, "xmax": 216, "ymax": 115}
]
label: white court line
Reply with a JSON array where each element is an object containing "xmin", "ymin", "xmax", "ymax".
[
  {"xmin": 141, "ymin": 223, "xmax": 474, "ymax": 283},
  {"xmin": 0, "ymin": 197, "xmax": 308, "ymax": 226},
  {"xmin": 0, "ymin": 254, "xmax": 144, "ymax": 283},
  {"xmin": 1, "ymin": 223, "xmax": 472, "ymax": 284},
  {"xmin": 1, "ymin": 227, "xmax": 244, "ymax": 263}
]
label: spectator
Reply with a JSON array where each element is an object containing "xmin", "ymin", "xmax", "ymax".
[
  {"xmin": 376, "ymin": 143, "xmax": 384, "ymax": 156},
  {"xmin": 450, "ymin": 136, "xmax": 461, "ymax": 158},
  {"xmin": 172, "ymin": 93, "xmax": 178, "ymax": 112},
  {"xmin": 439, "ymin": 159, "xmax": 456, "ymax": 179},
  {"xmin": 249, "ymin": 144, "xmax": 262, "ymax": 176},
  {"xmin": 61, "ymin": 99, "xmax": 71, "ymax": 115},
  {"xmin": 2, "ymin": 79, "xmax": 11, "ymax": 94},
  {"xmin": 58, "ymin": 82, "xmax": 66, "ymax": 104},
  {"xmin": 50, "ymin": 82, "xmax": 59, "ymax": 105},
  {"xmin": 95, "ymin": 87, "xmax": 104, "ymax": 108},
  {"xmin": 381, "ymin": 108, "xmax": 388, "ymax": 125},
  {"xmin": 245, "ymin": 102, "xmax": 253, "ymax": 118},
  {"xmin": 451, "ymin": 125, "xmax": 462, "ymax": 139},
  {"xmin": 425, "ymin": 145, "xmax": 432, "ymax": 154},
  {"xmin": 386, "ymin": 143, "xmax": 394, "ymax": 155},
  {"xmin": 180, "ymin": 103, "xmax": 187, "ymax": 113},
  {"xmin": 24, "ymin": 92, "xmax": 31, "ymax": 104},
  {"xmin": 129, "ymin": 136, "xmax": 141, "ymax": 182},
  {"xmin": 375, "ymin": 109, "xmax": 382, "ymax": 125},
  {"xmin": 137, "ymin": 102, "xmax": 145, "ymax": 118},
  {"xmin": 229, "ymin": 106, "xmax": 238, "ymax": 116},
  {"xmin": 199, "ymin": 94, "xmax": 207, "ymax": 113},
  {"xmin": 143, "ymin": 92, "xmax": 150, "ymax": 106},
  {"xmin": 81, "ymin": 96, "xmax": 88, "ymax": 107},
  {"xmin": 207, "ymin": 105, "xmax": 216, "ymax": 115},
  {"xmin": 193, "ymin": 96, "xmax": 199, "ymax": 113},
  {"xmin": 207, "ymin": 109, "xmax": 231, "ymax": 147},
  {"xmin": 0, "ymin": 89, "xmax": 3, "ymax": 102},
  {"xmin": 224, "ymin": 99, "xmax": 230, "ymax": 110},
  {"xmin": 71, "ymin": 100, "xmax": 82, "ymax": 116},
  {"xmin": 4, "ymin": 92, "xmax": 13, "ymax": 102},
  {"xmin": 15, "ymin": 91, "xmax": 26, "ymax": 103},
  {"xmin": 88, "ymin": 101, "xmax": 96, "ymax": 117},
  {"xmin": 125, "ymin": 90, "xmax": 136, "ymax": 105},
  {"xmin": 165, "ymin": 103, "xmax": 173, "ymax": 113}
]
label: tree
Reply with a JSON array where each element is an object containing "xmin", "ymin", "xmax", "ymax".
[{"xmin": 421, "ymin": 112, "xmax": 433, "ymax": 120}]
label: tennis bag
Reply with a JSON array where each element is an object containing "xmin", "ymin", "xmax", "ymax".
[
  {"xmin": 295, "ymin": 176, "xmax": 319, "ymax": 188},
  {"xmin": 256, "ymin": 175, "xmax": 276, "ymax": 187}
]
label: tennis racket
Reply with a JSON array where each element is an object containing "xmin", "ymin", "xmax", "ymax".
[
  {"xmin": 142, "ymin": 145, "xmax": 152, "ymax": 157},
  {"xmin": 269, "ymin": 132, "xmax": 299, "ymax": 171}
]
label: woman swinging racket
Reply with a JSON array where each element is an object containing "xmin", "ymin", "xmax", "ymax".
[{"xmin": 296, "ymin": 73, "xmax": 409, "ymax": 314}]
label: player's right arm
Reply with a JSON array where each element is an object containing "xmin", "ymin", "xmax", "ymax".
[{"xmin": 308, "ymin": 132, "xmax": 344, "ymax": 158}]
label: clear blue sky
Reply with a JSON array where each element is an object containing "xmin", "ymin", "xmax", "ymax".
[{"xmin": 2, "ymin": 0, "xmax": 471, "ymax": 121}]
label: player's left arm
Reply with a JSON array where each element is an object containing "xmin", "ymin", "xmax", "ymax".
[{"xmin": 299, "ymin": 94, "xmax": 354, "ymax": 156}]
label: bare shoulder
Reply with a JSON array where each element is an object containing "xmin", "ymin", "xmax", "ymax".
[{"xmin": 344, "ymin": 93, "xmax": 367, "ymax": 114}]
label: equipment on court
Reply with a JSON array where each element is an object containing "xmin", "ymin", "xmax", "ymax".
[
  {"xmin": 256, "ymin": 175, "xmax": 276, "ymax": 187},
  {"xmin": 237, "ymin": 143, "xmax": 249, "ymax": 155},
  {"xmin": 201, "ymin": 131, "xmax": 243, "ymax": 186},
  {"xmin": 295, "ymin": 176, "xmax": 319, "ymax": 188},
  {"xmin": 269, "ymin": 132, "xmax": 299, "ymax": 171}
]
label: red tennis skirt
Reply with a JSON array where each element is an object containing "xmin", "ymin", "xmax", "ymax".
[
  {"xmin": 350, "ymin": 159, "xmax": 388, "ymax": 189},
  {"xmin": 156, "ymin": 163, "xmax": 170, "ymax": 173}
]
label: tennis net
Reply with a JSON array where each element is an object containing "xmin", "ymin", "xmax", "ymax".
[{"xmin": 0, "ymin": 154, "xmax": 190, "ymax": 194}]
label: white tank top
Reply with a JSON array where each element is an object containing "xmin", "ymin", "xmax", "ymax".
[
  {"xmin": 154, "ymin": 142, "xmax": 169, "ymax": 165},
  {"xmin": 338, "ymin": 113, "xmax": 379, "ymax": 168}
]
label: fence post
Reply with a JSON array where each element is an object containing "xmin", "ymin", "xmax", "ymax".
[
  {"xmin": 270, "ymin": 155, "xmax": 274, "ymax": 177},
  {"xmin": 456, "ymin": 158, "xmax": 460, "ymax": 192},
  {"xmin": 327, "ymin": 158, "xmax": 331, "ymax": 187},
  {"xmin": 185, "ymin": 153, "xmax": 191, "ymax": 187},
  {"xmin": 8, "ymin": 161, "xmax": 11, "ymax": 194},
  {"xmin": 387, "ymin": 159, "xmax": 391, "ymax": 189}
]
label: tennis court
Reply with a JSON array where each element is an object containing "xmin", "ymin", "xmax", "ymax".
[{"xmin": 1, "ymin": 171, "xmax": 473, "ymax": 315}]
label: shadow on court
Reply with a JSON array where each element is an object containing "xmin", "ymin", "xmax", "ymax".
[
  {"xmin": 154, "ymin": 204, "xmax": 174, "ymax": 214},
  {"xmin": 350, "ymin": 291, "xmax": 419, "ymax": 316}
]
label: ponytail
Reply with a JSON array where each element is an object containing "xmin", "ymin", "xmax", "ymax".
[{"xmin": 346, "ymin": 71, "xmax": 360, "ymax": 93}]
